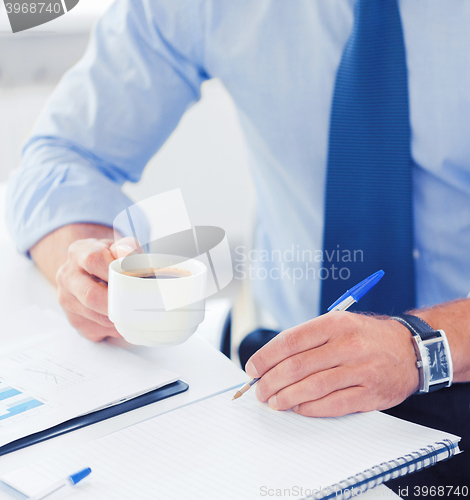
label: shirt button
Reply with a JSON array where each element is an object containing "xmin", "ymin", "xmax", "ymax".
[{"xmin": 413, "ymin": 249, "xmax": 420, "ymax": 259}]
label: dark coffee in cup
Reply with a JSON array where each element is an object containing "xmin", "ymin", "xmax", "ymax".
[{"xmin": 121, "ymin": 268, "xmax": 192, "ymax": 279}]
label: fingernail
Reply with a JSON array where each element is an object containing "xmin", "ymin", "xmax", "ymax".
[
  {"xmin": 245, "ymin": 360, "xmax": 259, "ymax": 378},
  {"xmin": 269, "ymin": 395, "xmax": 278, "ymax": 410},
  {"xmin": 292, "ymin": 405, "xmax": 299, "ymax": 412},
  {"xmin": 116, "ymin": 244, "xmax": 135, "ymax": 258}
]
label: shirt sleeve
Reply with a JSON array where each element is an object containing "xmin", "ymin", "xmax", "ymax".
[{"xmin": 6, "ymin": 0, "xmax": 209, "ymax": 254}]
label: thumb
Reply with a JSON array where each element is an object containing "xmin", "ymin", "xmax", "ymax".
[{"xmin": 110, "ymin": 237, "xmax": 142, "ymax": 259}]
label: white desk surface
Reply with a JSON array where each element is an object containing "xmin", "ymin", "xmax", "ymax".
[{"xmin": 0, "ymin": 182, "xmax": 399, "ymax": 498}]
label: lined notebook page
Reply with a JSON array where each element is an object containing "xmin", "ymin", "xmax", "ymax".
[{"xmin": 3, "ymin": 390, "xmax": 460, "ymax": 500}]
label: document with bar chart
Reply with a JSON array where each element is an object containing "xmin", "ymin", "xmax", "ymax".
[
  {"xmin": 0, "ymin": 345, "xmax": 94, "ymax": 427},
  {"xmin": 0, "ymin": 380, "xmax": 46, "ymax": 425},
  {"xmin": 0, "ymin": 308, "xmax": 178, "ymax": 448}
]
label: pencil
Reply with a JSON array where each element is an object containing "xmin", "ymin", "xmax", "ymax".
[{"xmin": 232, "ymin": 377, "xmax": 260, "ymax": 400}]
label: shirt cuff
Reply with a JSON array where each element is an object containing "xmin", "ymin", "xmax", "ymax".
[{"xmin": 6, "ymin": 160, "xmax": 137, "ymax": 256}]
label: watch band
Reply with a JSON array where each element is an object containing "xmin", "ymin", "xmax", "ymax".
[{"xmin": 392, "ymin": 313, "xmax": 453, "ymax": 394}]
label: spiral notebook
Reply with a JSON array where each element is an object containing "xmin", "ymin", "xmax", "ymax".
[{"xmin": 1, "ymin": 389, "xmax": 460, "ymax": 500}]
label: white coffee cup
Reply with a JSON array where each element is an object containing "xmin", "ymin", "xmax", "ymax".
[{"xmin": 108, "ymin": 254, "xmax": 207, "ymax": 346}]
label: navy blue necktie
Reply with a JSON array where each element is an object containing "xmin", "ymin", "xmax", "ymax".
[{"xmin": 320, "ymin": 0, "xmax": 415, "ymax": 315}]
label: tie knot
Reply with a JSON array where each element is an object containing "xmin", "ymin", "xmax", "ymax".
[{"xmin": 353, "ymin": 0, "xmax": 403, "ymax": 48}]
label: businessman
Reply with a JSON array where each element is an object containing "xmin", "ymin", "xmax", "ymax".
[{"xmin": 6, "ymin": 0, "xmax": 470, "ymax": 490}]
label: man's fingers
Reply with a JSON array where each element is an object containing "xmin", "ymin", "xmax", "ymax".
[
  {"xmin": 292, "ymin": 386, "xmax": 372, "ymax": 418},
  {"xmin": 255, "ymin": 344, "xmax": 344, "ymax": 403},
  {"xmin": 55, "ymin": 236, "xmax": 127, "ymax": 342},
  {"xmin": 59, "ymin": 287, "xmax": 114, "ymax": 328},
  {"xmin": 72, "ymin": 239, "xmax": 115, "ymax": 281},
  {"xmin": 64, "ymin": 271, "xmax": 109, "ymax": 316},
  {"xmin": 66, "ymin": 311, "xmax": 122, "ymax": 342},
  {"xmin": 246, "ymin": 312, "xmax": 354, "ymax": 378},
  {"xmin": 262, "ymin": 366, "xmax": 357, "ymax": 410},
  {"xmin": 246, "ymin": 313, "xmax": 419, "ymax": 418}
]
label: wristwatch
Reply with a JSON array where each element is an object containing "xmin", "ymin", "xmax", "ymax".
[{"xmin": 392, "ymin": 313, "xmax": 453, "ymax": 394}]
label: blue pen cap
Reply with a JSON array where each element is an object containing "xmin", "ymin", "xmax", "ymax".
[
  {"xmin": 70, "ymin": 467, "xmax": 92, "ymax": 485},
  {"xmin": 350, "ymin": 270, "xmax": 384, "ymax": 302},
  {"xmin": 327, "ymin": 270, "xmax": 385, "ymax": 311}
]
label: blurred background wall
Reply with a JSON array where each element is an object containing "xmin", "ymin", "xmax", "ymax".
[{"xmin": 0, "ymin": 0, "xmax": 255, "ymax": 302}]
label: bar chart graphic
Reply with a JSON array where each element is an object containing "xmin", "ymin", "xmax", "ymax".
[{"xmin": 0, "ymin": 380, "xmax": 43, "ymax": 423}]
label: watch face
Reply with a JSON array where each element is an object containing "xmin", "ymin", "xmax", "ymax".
[{"xmin": 426, "ymin": 340, "xmax": 450, "ymax": 383}]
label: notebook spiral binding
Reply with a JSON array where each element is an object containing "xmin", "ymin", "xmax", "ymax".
[{"xmin": 311, "ymin": 439, "xmax": 457, "ymax": 500}]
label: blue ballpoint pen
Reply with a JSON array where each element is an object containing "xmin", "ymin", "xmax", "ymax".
[
  {"xmin": 232, "ymin": 270, "xmax": 385, "ymax": 400},
  {"xmin": 30, "ymin": 468, "xmax": 92, "ymax": 500}
]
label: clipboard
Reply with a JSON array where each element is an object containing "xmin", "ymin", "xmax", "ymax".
[{"xmin": 0, "ymin": 380, "xmax": 188, "ymax": 456}]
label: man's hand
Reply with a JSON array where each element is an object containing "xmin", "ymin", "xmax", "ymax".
[
  {"xmin": 245, "ymin": 311, "xmax": 420, "ymax": 417},
  {"xmin": 30, "ymin": 223, "xmax": 139, "ymax": 342},
  {"xmin": 55, "ymin": 236, "xmax": 140, "ymax": 341}
]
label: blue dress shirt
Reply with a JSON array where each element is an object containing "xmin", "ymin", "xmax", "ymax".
[{"xmin": 7, "ymin": 0, "xmax": 470, "ymax": 330}]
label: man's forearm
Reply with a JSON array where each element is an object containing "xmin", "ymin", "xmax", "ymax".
[
  {"xmin": 415, "ymin": 299, "xmax": 470, "ymax": 383},
  {"xmin": 30, "ymin": 223, "xmax": 115, "ymax": 285}
]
